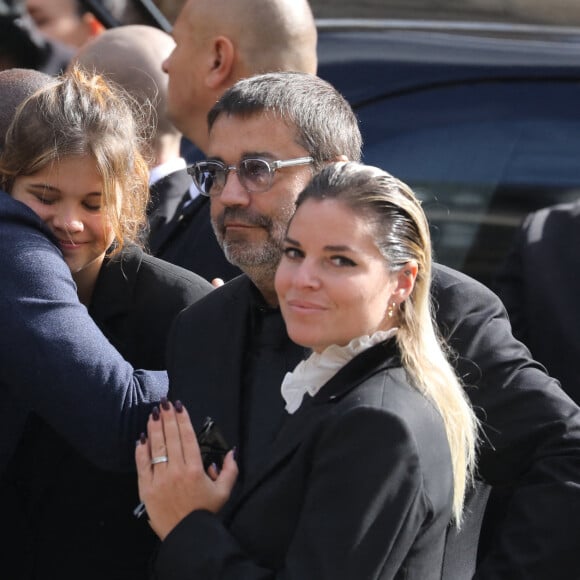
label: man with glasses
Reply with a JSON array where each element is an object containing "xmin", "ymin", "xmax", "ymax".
[
  {"xmin": 148, "ymin": 0, "xmax": 317, "ymax": 283},
  {"xmin": 163, "ymin": 71, "xmax": 580, "ymax": 579}
]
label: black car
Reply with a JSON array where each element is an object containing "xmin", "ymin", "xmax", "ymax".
[{"xmin": 317, "ymin": 19, "xmax": 580, "ymax": 287}]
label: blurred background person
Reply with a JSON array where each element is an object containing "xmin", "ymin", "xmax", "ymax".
[
  {"xmin": 0, "ymin": 0, "xmax": 73, "ymax": 73},
  {"xmin": 494, "ymin": 200, "xmax": 580, "ymax": 404},
  {"xmin": 162, "ymin": 0, "xmax": 316, "ymax": 155},
  {"xmin": 24, "ymin": 0, "xmax": 162, "ymax": 47},
  {"xmin": 25, "ymin": 0, "xmax": 111, "ymax": 48}
]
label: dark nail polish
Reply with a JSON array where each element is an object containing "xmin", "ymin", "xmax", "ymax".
[
  {"xmin": 160, "ymin": 397, "xmax": 170, "ymax": 411},
  {"xmin": 139, "ymin": 432, "xmax": 147, "ymax": 445},
  {"xmin": 174, "ymin": 400, "xmax": 184, "ymax": 413},
  {"xmin": 151, "ymin": 406, "xmax": 160, "ymax": 421},
  {"xmin": 232, "ymin": 446, "xmax": 238, "ymax": 461}
]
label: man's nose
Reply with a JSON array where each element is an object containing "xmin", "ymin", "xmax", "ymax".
[{"xmin": 218, "ymin": 169, "xmax": 251, "ymax": 207}]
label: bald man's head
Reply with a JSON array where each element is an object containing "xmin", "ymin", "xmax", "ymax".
[
  {"xmin": 197, "ymin": 0, "xmax": 317, "ymax": 76},
  {"xmin": 163, "ymin": 0, "xmax": 317, "ymax": 152},
  {"xmin": 74, "ymin": 24, "xmax": 180, "ymax": 162},
  {"xmin": 234, "ymin": 0, "xmax": 317, "ymax": 75},
  {"xmin": 0, "ymin": 68, "xmax": 53, "ymax": 151}
]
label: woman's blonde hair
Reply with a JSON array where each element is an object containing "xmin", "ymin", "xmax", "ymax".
[
  {"xmin": 296, "ymin": 161, "xmax": 479, "ymax": 524},
  {"xmin": 0, "ymin": 65, "xmax": 150, "ymax": 254}
]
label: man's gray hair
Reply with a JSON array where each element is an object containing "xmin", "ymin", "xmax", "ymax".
[{"xmin": 208, "ymin": 72, "xmax": 362, "ymax": 167}]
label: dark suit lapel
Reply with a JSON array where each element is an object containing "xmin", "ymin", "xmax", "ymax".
[
  {"xmin": 149, "ymin": 193, "xmax": 209, "ymax": 255},
  {"xmin": 149, "ymin": 168, "xmax": 192, "ymax": 221},
  {"xmin": 205, "ymin": 277, "xmax": 256, "ymax": 451},
  {"xmin": 225, "ymin": 340, "xmax": 400, "ymax": 516}
]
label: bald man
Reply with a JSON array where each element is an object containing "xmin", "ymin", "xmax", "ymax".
[
  {"xmin": 148, "ymin": 0, "xmax": 317, "ymax": 282},
  {"xmin": 74, "ymin": 24, "xmax": 189, "ymax": 226},
  {"xmin": 163, "ymin": 0, "xmax": 317, "ymax": 153}
]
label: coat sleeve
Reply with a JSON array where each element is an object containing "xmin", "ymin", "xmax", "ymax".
[
  {"xmin": 432, "ymin": 264, "xmax": 580, "ymax": 579},
  {"xmin": 0, "ymin": 218, "xmax": 167, "ymax": 471},
  {"xmin": 153, "ymin": 406, "xmax": 444, "ymax": 580}
]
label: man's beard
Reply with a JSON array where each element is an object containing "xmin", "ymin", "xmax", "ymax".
[{"xmin": 212, "ymin": 206, "xmax": 289, "ymax": 271}]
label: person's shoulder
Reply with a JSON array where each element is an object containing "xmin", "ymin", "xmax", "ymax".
[
  {"xmin": 520, "ymin": 200, "xmax": 580, "ymax": 244},
  {"xmin": 432, "ymin": 263, "xmax": 494, "ymax": 298},
  {"xmin": 175, "ymin": 273, "xmax": 251, "ymax": 318},
  {"xmin": 355, "ymin": 365, "xmax": 442, "ymax": 426},
  {"xmin": 121, "ymin": 245, "xmax": 212, "ymax": 290},
  {"xmin": 328, "ymin": 367, "xmax": 450, "ymax": 484},
  {"xmin": 323, "ymin": 343, "xmax": 441, "ymax": 433},
  {"xmin": 530, "ymin": 199, "xmax": 580, "ymax": 221},
  {"xmin": 431, "ymin": 264, "xmax": 506, "ymax": 333},
  {"xmin": 168, "ymin": 274, "xmax": 251, "ymax": 345}
]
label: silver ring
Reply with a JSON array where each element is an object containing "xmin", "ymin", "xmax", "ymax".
[{"xmin": 151, "ymin": 455, "xmax": 169, "ymax": 465}]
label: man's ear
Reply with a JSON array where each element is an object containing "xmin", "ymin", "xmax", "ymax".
[
  {"xmin": 206, "ymin": 36, "xmax": 235, "ymax": 90},
  {"xmin": 334, "ymin": 154, "xmax": 349, "ymax": 162},
  {"xmin": 392, "ymin": 261, "xmax": 419, "ymax": 303}
]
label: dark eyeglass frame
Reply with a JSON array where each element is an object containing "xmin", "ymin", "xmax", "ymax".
[{"xmin": 187, "ymin": 156, "xmax": 314, "ymax": 197}]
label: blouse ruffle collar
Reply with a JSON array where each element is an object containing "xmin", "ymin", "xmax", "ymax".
[{"xmin": 280, "ymin": 329, "xmax": 398, "ymax": 414}]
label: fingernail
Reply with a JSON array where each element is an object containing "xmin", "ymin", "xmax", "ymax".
[
  {"xmin": 232, "ymin": 446, "xmax": 238, "ymax": 461},
  {"xmin": 174, "ymin": 400, "xmax": 183, "ymax": 413},
  {"xmin": 211, "ymin": 462, "xmax": 219, "ymax": 474},
  {"xmin": 151, "ymin": 406, "xmax": 160, "ymax": 421},
  {"xmin": 160, "ymin": 397, "xmax": 170, "ymax": 411},
  {"xmin": 139, "ymin": 432, "xmax": 147, "ymax": 445}
]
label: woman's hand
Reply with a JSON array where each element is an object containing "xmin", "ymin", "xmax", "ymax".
[{"xmin": 135, "ymin": 399, "xmax": 238, "ymax": 540}]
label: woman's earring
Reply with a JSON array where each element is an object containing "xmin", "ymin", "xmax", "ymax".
[{"xmin": 387, "ymin": 301, "xmax": 397, "ymax": 318}]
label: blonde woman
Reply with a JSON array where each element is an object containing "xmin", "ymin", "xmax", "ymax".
[{"xmin": 135, "ymin": 162, "xmax": 478, "ymax": 579}]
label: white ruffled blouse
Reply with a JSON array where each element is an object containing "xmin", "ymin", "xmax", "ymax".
[{"xmin": 280, "ymin": 328, "xmax": 398, "ymax": 414}]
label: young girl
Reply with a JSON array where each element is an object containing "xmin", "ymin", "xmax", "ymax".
[{"xmin": 0, "ymin": 67, "xmax": 212, "ymax": 580}]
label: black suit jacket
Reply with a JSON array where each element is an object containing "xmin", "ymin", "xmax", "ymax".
[
  {"xmin": 89, "ymin": 245, "xmax": 213, "ymax": 368},
  {"xmin": 5, "ymin": 246, "xmax": 213, "ymax": 580},
  {"xmin": 148, "ymin": 187, "xmax": 242, "ymax": 283},
  {"xmin": 160, "ymin": 340, "xmax": 453, "ymax": 579},
  {"xmin": 494, "ymin": 200, "xmax": 580, "ymax": 403},
  {"xmin": 166, "ymin": 267, "xmax": 580, "ymax": 578}
]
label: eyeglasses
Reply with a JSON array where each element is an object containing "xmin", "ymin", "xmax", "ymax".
[{"xmin": 187, "ymin": 156, "xmax": 314, "ymax": 197}]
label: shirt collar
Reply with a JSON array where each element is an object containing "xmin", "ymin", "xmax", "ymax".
[{"xmin": 148, "ymin": 157, "xmax": 187, "ymax": 186}]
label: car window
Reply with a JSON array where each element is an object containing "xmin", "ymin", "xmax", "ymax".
[
  {"xmin": 352, "ymin": 80, "xmax": 580, "ymax": 285},
  {"xmin": 318, "ymin": 26, "xmax": 580, "ymax": 287}
]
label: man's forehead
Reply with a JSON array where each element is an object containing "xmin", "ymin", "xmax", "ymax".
[
  {"xmin": 207, "ymin": 112, "xmax": 299, "ymax": 156},
  {"xmin": 209, "ymin": 110, "xmax": 287, "ymax": 129}
]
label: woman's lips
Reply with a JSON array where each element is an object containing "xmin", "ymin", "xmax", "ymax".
[{"xmin": 286, "ymin": 299, "xmax": 326, "ymax": 312}]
